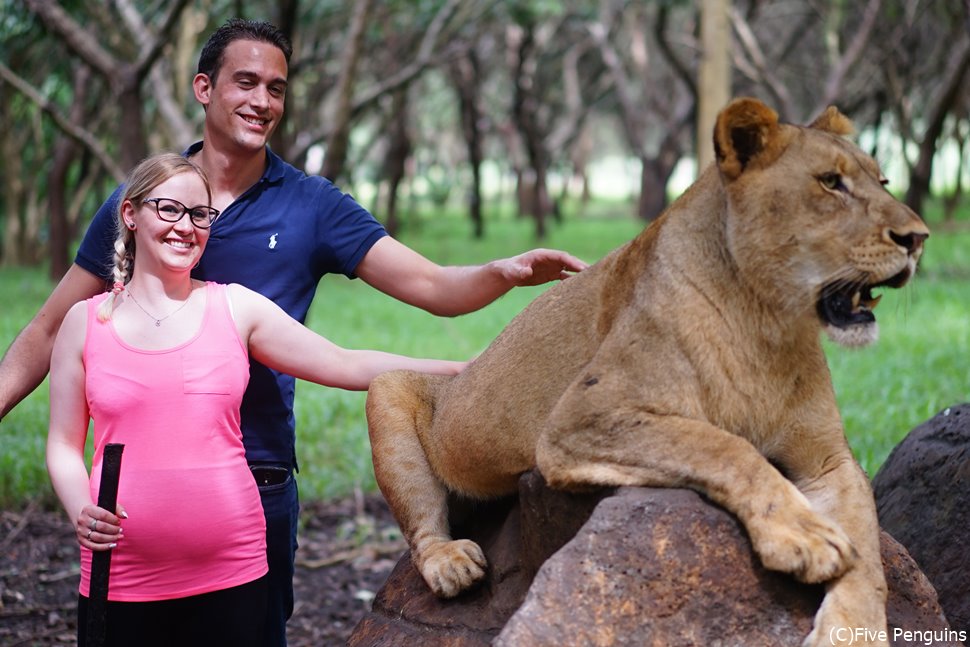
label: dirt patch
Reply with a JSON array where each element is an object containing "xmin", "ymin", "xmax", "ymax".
[{"xmin": 0, "ymin": 494, "xmax": 402, "ymax": 646}]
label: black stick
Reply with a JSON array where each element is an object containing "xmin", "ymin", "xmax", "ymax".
[{"xmin": 86, "ymin": 443, "xmax": 124, "ymax": 647}]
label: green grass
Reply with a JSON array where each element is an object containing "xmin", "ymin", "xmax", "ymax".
[{"xmin": 1, "ymin": 202, "xmax": 967, "ymax": 507}]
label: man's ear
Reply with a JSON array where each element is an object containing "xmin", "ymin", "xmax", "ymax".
[{"xmin": 193, "ymin": 73, "xmax": 213, "ymax": 108}]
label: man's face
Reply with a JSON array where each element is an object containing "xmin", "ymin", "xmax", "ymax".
[{"xmin": 194, "ymin": 39, "xmax": 288, "ymax": 155}]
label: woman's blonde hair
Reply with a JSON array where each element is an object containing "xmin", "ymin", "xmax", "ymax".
[{"xmin": 97, "ymin": 153, "xmax": 212, "ymax": 322}]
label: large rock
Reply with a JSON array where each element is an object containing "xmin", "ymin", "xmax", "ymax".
[
  {"xmin": 349, "ymin": 473, "xmax": 604, "ymax": 647},
  {"xmin": 874, "ymin": 404, "xmax": 970, "ymax": 635},
  {"xmin": 350, "ymin": 471, "xmax": 956, "ymax": 647}
]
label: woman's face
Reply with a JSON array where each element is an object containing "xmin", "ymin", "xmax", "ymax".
[{"xmin": 123, "ymin": 171, "xmax": 213, "ymax": 277}]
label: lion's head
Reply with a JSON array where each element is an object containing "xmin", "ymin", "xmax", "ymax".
[{"xmin": 712, "ymin": 98, "xmax": 929, "ymax": 348}]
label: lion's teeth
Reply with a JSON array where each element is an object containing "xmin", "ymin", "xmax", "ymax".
[
  {"xmin": 851, "ymin": 292, "xmax": 861, "ymax": 310},
  {"xmin": 863, "ymin": 294, "xmax": 883, "ymax": 310}
]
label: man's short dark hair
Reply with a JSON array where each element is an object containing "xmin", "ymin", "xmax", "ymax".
[{"xmin": 197, "ymin": 19, "xmax": 293, "ymax": 83}]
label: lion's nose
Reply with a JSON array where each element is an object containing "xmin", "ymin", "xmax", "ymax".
[{"xmin": 889, "ymin": 230, "xmax": 928, "ymax": 255}]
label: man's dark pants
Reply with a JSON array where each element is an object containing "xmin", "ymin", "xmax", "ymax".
[{"xmin": 255, "ymin": 466, "xmax": 299, "ymax": 647}]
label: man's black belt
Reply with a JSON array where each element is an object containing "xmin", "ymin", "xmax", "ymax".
[{"xmin": 249, "ymin": 465, "xmax": 292, "ymax": 487}]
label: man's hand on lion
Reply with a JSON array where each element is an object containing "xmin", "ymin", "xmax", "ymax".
[{"xmin": 490, "ymin": 248, "xmax": 588, "ymax": 286}]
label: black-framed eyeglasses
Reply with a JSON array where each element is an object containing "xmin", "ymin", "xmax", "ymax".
[{"xmin": 143, "ymin": 198, "xmax": 221, "ymax": 229}]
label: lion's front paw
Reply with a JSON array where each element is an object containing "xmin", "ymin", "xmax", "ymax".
[
  {"xmin": 416, "ymin": 539, "xmax": 487, "ymax": 598},
  {"xmin": 749, "ymin": 507, "xmax": 857, "ymax": 584},
  {"xmin": 802, "ymin": 593, "xmax": 888, "ymax": 647}
]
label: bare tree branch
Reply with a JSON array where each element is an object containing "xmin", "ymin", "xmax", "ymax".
[
  {"xmin": 546, "ymin": 39, "xmax": 587, "ymax": 153},
  {"xmin": 321, "ymin": 0, "xmax": 373, "ymax": 181},
  {"xmin": 816, "ymin": 0, "xmax": 882, "ymax": 113},
  {"xmin": 112, "ymin": 0, "xmax": 195, "ymax": 147},
  {"xmin": 0, "ymin": 60, "xmax": 124, "ymax": 181},
  {"xmin": 588, "ymin": 20, "xmax": 646, "ymax": 158},
  {"xmin": 729, "ymin": 6, "xmax": 795, "ymax": 120},
  {"xmin": 25, "ymin": 0, "xmax": 192, "ymax": 166},
  {"xmin": 24, "ymin": 0, "xmax": 118, "ymax": 80},
  {"xmin": 905, "ymin": 34, "xmax": 970, "ymax": 209},
  {"xmin": 131, "ymin": 0, "xmax": 192, "ymax": 78},
  {"xmin": 349, "ymin": 0, "xmax": 466, "ymax": 120},
  {"xmin": 292, "ymin": 0, "xmax": 483, "ymax": 164},
  {"xmin": 653, "ymin": 4, "xmax": 697, "ymax": 107}
]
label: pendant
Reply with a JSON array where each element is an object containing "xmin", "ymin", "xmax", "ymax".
[{"xmin": 154, "ymin": 320, "xmax": 161, "ymax": 327}]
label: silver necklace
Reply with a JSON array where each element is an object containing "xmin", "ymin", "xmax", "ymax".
[{"xmin": 126, "ymin": 287, "xmax": 192, "ymax": 327}]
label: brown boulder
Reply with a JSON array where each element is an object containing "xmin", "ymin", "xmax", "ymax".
[
  {"xmin": 350, "ymin": 471, "xmax": 956, "ymax": 646},
  {"xmin": 349, "ymin": 473, "xmax": 604, "ymax": 647},
  {"xmin": 874, "ymin": 404, "xmax": 970, "ymax": 635}
]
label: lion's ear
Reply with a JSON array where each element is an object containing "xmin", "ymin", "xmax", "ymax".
[
  {"xmin": 713, "ymin": 98, "xmax": 784, "ymax": 180},
  {"xmin": 809, "ymin": 106, "xmax": 854, "ymax": 136}
]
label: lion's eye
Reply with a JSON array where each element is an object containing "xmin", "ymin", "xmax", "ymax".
[{"xmin": 818, "ymin": 173, "xmax": 846, "ymax": 192}]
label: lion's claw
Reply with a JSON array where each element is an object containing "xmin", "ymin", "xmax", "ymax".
[
  {"xmin": 750, "ymin": 508, "xmax": 856, "ymax": 584},
  {"xmin": 417, "ymin": 539, "xmax": 488, "ymax": 598}
]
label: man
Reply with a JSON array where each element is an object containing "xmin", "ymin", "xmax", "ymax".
[{"xmin": 0, "ymin": 19, "xmax": 585, "ymax": 646}]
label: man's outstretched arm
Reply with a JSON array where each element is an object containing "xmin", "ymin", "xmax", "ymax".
[
  {"xmin": 0, "ymin": 264, "xmax": 104, "ymax": 419},
  {"xmin": 355, "ymin": 236, "xmax": 588, "ymax": 317}
]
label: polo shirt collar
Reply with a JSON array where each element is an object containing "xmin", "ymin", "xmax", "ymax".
[{"xmin": 181, "ymin": 142, "xmax": 286, "ymax": 186}]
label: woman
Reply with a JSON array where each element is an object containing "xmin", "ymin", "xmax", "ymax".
[{"xmin": 46, "ymin": 153, "xmax": 465, "ymax": 646}]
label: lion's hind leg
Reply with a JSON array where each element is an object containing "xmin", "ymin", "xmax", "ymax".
[{"xmin": 366, "ymin": 370, "xmax": 487, "ymax": 598}]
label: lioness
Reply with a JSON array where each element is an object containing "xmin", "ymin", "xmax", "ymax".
[{"xmin": 366, "ymin": 98, "xmax": 928, "ymax": 646}]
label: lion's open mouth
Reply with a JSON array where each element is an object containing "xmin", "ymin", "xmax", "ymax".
[
  {"xmin": 816, "ymin": 268, "xmax": 911, "ymax": 330},
  {"xmin": 817, "ymin": 285, "xmax": 880, "ymax": 329}
]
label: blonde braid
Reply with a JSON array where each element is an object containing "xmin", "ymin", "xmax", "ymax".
[{"xmin": 96, "ymin": 217, "xmax": 136, "ymax": 322}]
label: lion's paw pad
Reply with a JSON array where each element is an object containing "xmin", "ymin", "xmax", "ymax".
[{"xmin": 419, "ymin": 539, "xmax": 487, "ymax": 598}]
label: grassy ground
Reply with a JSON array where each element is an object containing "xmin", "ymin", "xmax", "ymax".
[{"xmin": 1, "ymin": 200, "xmax": 967, "ymax": 507}]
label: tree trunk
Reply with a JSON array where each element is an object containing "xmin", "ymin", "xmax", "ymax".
[
  {"xmin": 568, "ymin": 126, "xmax": 593, "ymax": 213},
  {"xmin": 904, "ymin": 39, "xmax": 970, "ymax": 213},
  {"xmin": 117, "ymin": 79, "xmax": 148, "ymax": 170},
  {"xmin": 638, "ymin": 158, "xmax": 670, "ymax": 222},
  {"xmin": 25, "ymin": 0, "xmax": 190, "ymax": 172},
  {"xmin": 48, "ymin": 66, "xmax": 92, "ymax": 280},
  {"xmin": 696, "ymin": 0, "xmax": 731, "ymax": 171},
  {"xmin": 510, "ymin": 22, "xmax": 550, "ymax": 239},
  {"xmin": 48, "ymin": 138, "xmax": 76, "ymax": 279},
  {"xmin": 270, "ymin": 0, "xmax": 299, "ymax": 158},
  {"xmin": 450, "ymin": 47, "xmax": 484, "ymax": 238},
  {"xmin": 1, "ymin": 92, "xmax": 26, "ymax": 266},
  {"xmin": 321, "ymin": 0, "xmax": 373, "ymax": 182},
  {"xmin": 382, "ymin": 88, "xmax": 411, "ymax": 238},
  {"xmin": 942, "ymin": 118, "xmax": 967, "ymax": 222},
  {"xmin": 637, "ymin": 135, "xmax": 681, "ymax": 221}
]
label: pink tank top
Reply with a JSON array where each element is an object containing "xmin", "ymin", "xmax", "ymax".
[{"xmin": 79, "ymin": 282, "xmax": 267, "ymax": 601}]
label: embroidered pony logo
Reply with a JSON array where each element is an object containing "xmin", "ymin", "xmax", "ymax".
[{"xmin": 268, "ymin": 233, "xmax": 279, "ymax": 250}]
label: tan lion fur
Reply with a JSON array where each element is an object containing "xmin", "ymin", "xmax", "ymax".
[{"xmin": 366, "ymin": 98, "xmax": 929, "ymax": 647}]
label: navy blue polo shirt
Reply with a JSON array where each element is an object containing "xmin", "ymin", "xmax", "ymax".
[{"xmin": 75, "ymin": 143, "xmax": 388, "ymax": 469}]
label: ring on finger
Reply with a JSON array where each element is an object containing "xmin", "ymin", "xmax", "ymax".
[
  {"xmin": 89, "ymin": 518, "xmax": 97, "ymax": 531},
  {"xmin": 87, "ymin": 529, "xmax": 93, "ymax": 540}
]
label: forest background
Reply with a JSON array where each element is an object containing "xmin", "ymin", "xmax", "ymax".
[{"xmin": 1, "ymin": 0, "xmax": 969, "ymax": 507}]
